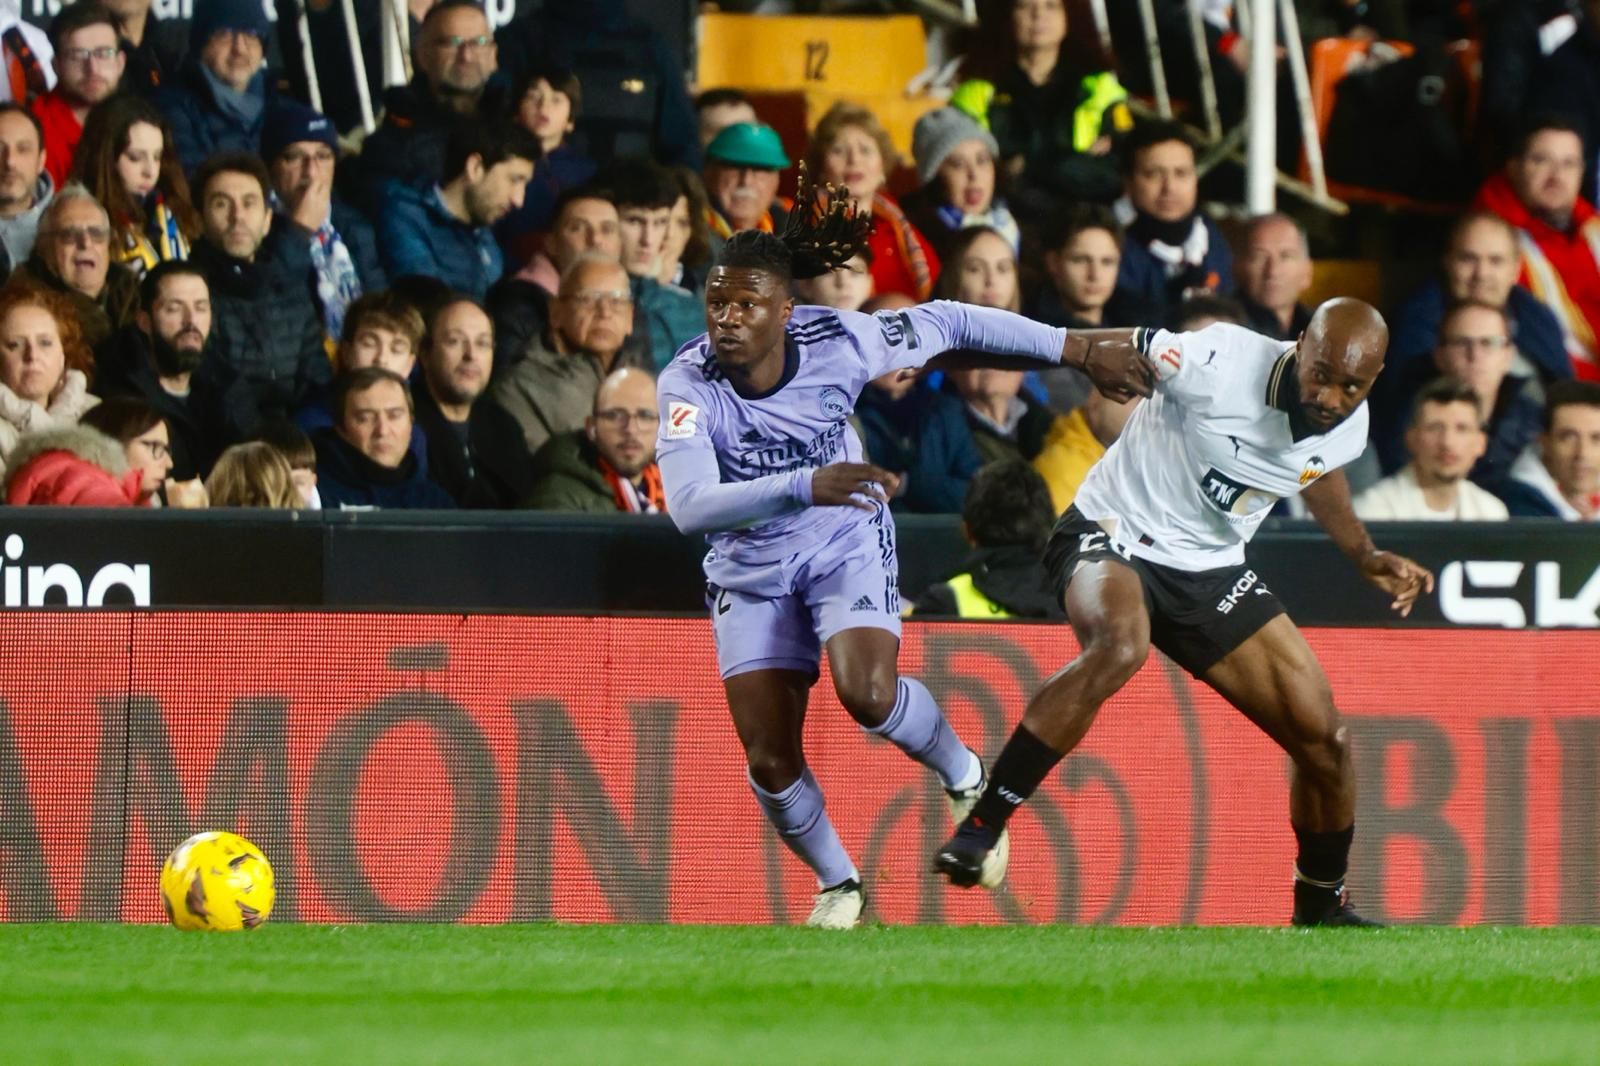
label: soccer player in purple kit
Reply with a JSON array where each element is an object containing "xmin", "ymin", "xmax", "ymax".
[{"xmin": 657, "ymin": 176, "xmax": 1151, "ymax": 928}]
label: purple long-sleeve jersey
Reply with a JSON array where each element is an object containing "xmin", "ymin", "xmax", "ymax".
[{"xmin": 657, "ymin": 301, "xmax": 1067, "ymax": 593}]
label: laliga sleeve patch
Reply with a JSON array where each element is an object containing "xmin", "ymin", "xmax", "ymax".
[{"xmin": 666, "ymin": 401, "xmax": 701, "ymax": 439}]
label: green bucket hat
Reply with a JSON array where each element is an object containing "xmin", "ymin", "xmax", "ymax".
[{"xmin": 706, "ymin": 122, "xmax": 791, "ymax": 170}]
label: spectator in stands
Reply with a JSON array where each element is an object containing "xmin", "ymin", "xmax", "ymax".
[
  {"xmin": 1236, "ymin": 213, "xmax": 1313, "ymax": 342},
  {"xmin": 607, "ymin": 158, "xmax": 701, "ymax": 370},
  {"xmin": 97, "ymin": 260, "xmax": 256, "ymax": 479},
  {"xmin": 694, "ymin": 88, "xmax": 756, "ymax": 152},
  {"xmin": 414, "ymin": 296, "xmax": 531, "ymax": 508},
  {"xmin": 497, "ymin": 64, "xmax": 596, "ymax": 264},
  {"xmin": 795, "ymin": 251, "xmax": 874, "ymax": 314},
  {"xmin": 15, "ymin": 185, "xmax": 138, "ymax": 353},
  {"xmin": 254, "ymin": 418, "xmax": 318, "ymax": 507},
  {"xmin": 1114, "ymin": 121, "xmax": 1233, "ymax": 312},
  {"xmin": 315, "ymin": 366, "xmax": 454, "ymax": 509},
  {"xmin": 189, "ymin": 151, "xmax": 328, "ymax": 417},
  {"xmin": 904, "ymin": 106, "xmax": 1018, "ymax": 259},
  {"xmin": 526, "ymin": 365, "xmax": 665, "ymax": 512},
  {"xmin": 948, "ymin": 0, "xmax": 1130, "ymax": 212},
  {"xmin": 513, "ymin": 183, "xmax": 620, "ymax": 298},
  {"xmin": 263, "ymin": 101, "xmax": 382, "ymax": 340},
  {"xmin": 1355, "ymin": 377, "xmax": 1509, "ymax": 522},
  {"xmin": 78, "ymin": 395, "xmax": 170, "ymax": 504},
  {"xmin": 662, "ymin": 166, "xmax": 711, "ymax": 295},
  {"xmin": 1037, "ymin": 384, "xmax": 1140, "ymax": 515},
  {"xmin": 701, "ymin": 122, "xmax": 790, "ymax": 245},
  {"xmin": 1497, "ymin": 380, "xmax": 1600, "ymax": 519},
  {"xmin": 1521, "ymin": 2, "xmax": 1600, "ymax": 196},
  {"xmin": 808, "ymin": 102, "xmax": 940, "ymax": 302},
  {"xmin": 380, "ymin": 118, "xmax": 538, "ymax": 302},
  {"xmin": 0, "ymin": 281, "xmax": 99, "ymax": 475},
  {"xmin": 3, "ymin": 422, "xmax": 144, "ymax": 505},
  {"xmin": 71, "ymin": 92, "xmax": 198, "ymax": 278},
  {"xmin": 156, "ymin": 0, "xmax": 275, "ymax": 174},
  {"xmin": 0, "ymin": 105, "xmax": 53, "ymax": 273},
  {"xmin": 911, "ymin": 460, "xmax": 1064, "ymax": 619},
  {"xmin": 492, "ymin": 254, "xmax": 650, "ymax": 453},
  {"xmin": 857, "ymin": 358, "xmax": 982, "ymax": 514},
  {"xmin": 32, "ymin": 3, "xmax": 124, "ymax": 188},
  {"xmin": 358, "ymin": 0, "xmax": 506, "ymax": 200},
  {"xmin": 1387, "ymin": 212, "xmax": 1571, "ymax": 398},
  {"xmin": 206, "ymin": 439, "xmax": 299, "ymax": 507},
  {"xmin": 110, "ymin": 0, "xmax": 185, "ymax": 96},
  {"xmin": 1030, "ymin": 204, "xmax": 1151, "ymax": 329},
  {"xmin": 498, "ymin": 0, "xmax": 699, "ymax": 169},
  {"xmin": 1476, "ymin": 115, "xmax": 1600, "ymax": 381},
  {"xmin": 1374, "ymin": 301, "xmax": 1543, "ymax": 486}
]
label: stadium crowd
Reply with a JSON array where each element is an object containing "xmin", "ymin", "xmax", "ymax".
[{"xmin": 0, "ymin": 0, "xmax": 1593, "ymax": 557}]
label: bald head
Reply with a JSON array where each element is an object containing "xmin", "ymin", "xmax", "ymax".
[
  {"xmin": 589, "ymin": 367, "xmax": 658, "ymax": 477},
  {"xmin": 1292, "ymin": 298, "xmax": 1388, "ymax": 432},
  {"xmin": 554, "ymin": 254, "xmax": 635, "ymax": 361}
]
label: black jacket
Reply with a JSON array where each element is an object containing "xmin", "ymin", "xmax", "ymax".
[
  {"xmin": 413, "ymin": 385, "xmax": 534, "ymax": 509},
  {"xmin": 313, "ymin": 427, "xmax": 456, "ymax": 510},
  {"xmin": 189, "ymin": 233, "xmax": 331, "ymax": 419},
  {"xmin": 914, "ymin": 546, "xmax": 1065, "ymax": 619},
  {"xmin": 96, "ymin": 327, "xmax": 261, "ymax": 480},
  {"xmin": 357, "ymin": 75, "xmax": 510, "ymax": 211},
  {"xmin": 121, "ymin": 20, "xmax": 188, "ymax": 97},
  {"xmin": 275, "ymin": 200, "xmax": 387, "ymax": 309}
]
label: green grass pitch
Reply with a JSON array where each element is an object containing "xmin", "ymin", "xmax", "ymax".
[{"xmin": 2, "ymin": 924, "xmax": 1597, "ymax": 1064}]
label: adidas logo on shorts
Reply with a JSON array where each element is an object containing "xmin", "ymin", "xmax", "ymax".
[{"xmin": 849, "ymin": 595, "xmax": 876, "ymax": 612}]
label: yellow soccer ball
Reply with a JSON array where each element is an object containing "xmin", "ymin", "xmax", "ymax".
[{"xmin": 159, "ymin": 831, "xmax": 275, "ymax": 931}]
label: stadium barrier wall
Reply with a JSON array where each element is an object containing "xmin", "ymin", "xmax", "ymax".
[
  {"xmin": 5, "ymin": 510, "xmax": 1600, "ymax": 627},
  {"xmin": 1, "ymin": 613, "xmax": 1595, "ymax": 926}
]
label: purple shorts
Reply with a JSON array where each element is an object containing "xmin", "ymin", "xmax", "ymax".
[{"xmin": 708, "ymin": 503, "xmax": 902, "ymax": 680}]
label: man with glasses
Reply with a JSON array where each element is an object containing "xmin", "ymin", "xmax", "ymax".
[
  {"xmin": 1374, "ymin": 301, "xmax": 1544, "ymax": 486},
  {"xmin": 413, "ymin": 295, "xmax": 532, "ymax": 508},
  {"xmin": 527, "ymin": 366, "xmax": 664, "ymax": 512},
  {"xmin": 156, "ymin": 0, "xmax": 277, "ymax": 174},
  {"xmin": 492, "ymin": 254, "xmax": 651, "ymax": 452},
  {"xmin": 360, "ymin": 0, "xmax": 506, "ymax": 205},
  {"xmin": 379, "ymin": 116, "xmax": 537, "ymax": 301},
  {"xmin": 32, "ymin": 3, "xmax": 124, "ymax": 187},
  {"xmin": 1476, "ymin": 114, "xmax": 1600, "ymax": 382},
  {"xmin": 264, "ymin": 100, "xmax": 384, "ymax": 339},
  {"xmin": 15, "ymin": 183, "xmax": 138, "ymax": 352}
]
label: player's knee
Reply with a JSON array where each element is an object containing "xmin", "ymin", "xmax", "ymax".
[
  {"xmin": 1083, "ymin": 631, "xmax": 1149, "ymax": 687},
  {"xmin": 836, "ymin": 674, "xmax": 897, "ymax": 727},
  {"xmin": 1297, "ymin": 719, "xmax": 1350, "ymax": 784},
  {"xmin": 745, "ymin": 747, "xmax": 805, "ymax": 793}
]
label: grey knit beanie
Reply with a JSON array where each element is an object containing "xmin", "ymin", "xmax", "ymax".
[{"xmin": 912, "ymin": 107, "xmax": 999, "ymax": 186}]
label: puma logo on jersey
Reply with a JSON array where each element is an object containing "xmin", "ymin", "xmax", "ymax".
[
  {"xmin": 1299, "ymin": 456, "xmax": 1327, "ymax": 485},
  {"xmin": 1229, "ymin": 435, "xmax": 1242, "ymax": 458}
]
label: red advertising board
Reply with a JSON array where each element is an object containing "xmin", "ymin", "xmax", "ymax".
[{"xmin": 0, "ymin": 614, "xmax": 1595, "ymax": 925}]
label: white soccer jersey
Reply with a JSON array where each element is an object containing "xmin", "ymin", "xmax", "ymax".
[{"xmin": 1072, "ymin": 323, "xmax": 1370, "ymax": 571}]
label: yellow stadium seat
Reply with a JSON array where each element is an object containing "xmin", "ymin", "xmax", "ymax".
[{"xmin": 696, "ymin": 13, "xmax": 939, "ymax": 156}]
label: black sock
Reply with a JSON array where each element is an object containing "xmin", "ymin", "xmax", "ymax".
[
  {"xmin": 967, "ymin": 724, "xmax": 1063, "ymax": 831},
  {"xmin": 1294, "ymin": 824, "xmax": 1354, "ymax": 886}
]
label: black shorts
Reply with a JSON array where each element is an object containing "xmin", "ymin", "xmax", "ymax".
[{"xmin": 1041, "ymin": 506, "xmax": 1286, "ymax": 678}]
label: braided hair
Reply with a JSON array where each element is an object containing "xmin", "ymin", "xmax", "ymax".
[{"xmin": 715, "ymin": 162, "xmax": 873, "ymax": 287}]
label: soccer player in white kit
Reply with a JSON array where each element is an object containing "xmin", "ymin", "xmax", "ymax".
[
  {"xmin": 657, "ymin": 181, "xmax": 1153, "ymax": 928},
  {"xmin": 935, "ymin": 299, "xmax": 1435, "ymax": 926}
]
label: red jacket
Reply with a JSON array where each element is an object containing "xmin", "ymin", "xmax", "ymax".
[
  {"xmin": 30, "ymin": 90, "xmax": 82, "ymax": 189},
  {"xmin": 1475, "ymin": 173, "xmax": 1600, "ymax": 382},
  {"xmin": 4, "ymin": 426, "xmax": 145, "ymax": 507},
  {"xmin": 866, "ymin": 194, "xmax": 941, "ymax": 302}
]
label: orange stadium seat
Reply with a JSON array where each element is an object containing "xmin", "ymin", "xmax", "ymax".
[{"xmin": 696, "ymin": 13, "xmax": 942, "ymax": 158}]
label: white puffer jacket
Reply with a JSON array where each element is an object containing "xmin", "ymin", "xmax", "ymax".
[{"xmin": 0, "ymin": 370, "xmax": 100, "ymax": 479}]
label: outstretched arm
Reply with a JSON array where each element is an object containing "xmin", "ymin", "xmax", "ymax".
[
  {"xmin": 1302, "ymin": 470, "xmax": 1435, "ymax": 616},
  {"xmin": 660, "ymin": 443, "xmax": 903, "ymax": 535}
]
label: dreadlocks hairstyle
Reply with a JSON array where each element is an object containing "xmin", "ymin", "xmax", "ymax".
[{"xmin": 715, "ymin": 163, "xmax": 872, "ymax": 287}]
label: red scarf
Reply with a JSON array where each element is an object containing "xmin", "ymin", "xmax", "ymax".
[{"xmin": 599, "ymin": 457, "xmax": 666, "ymax": 513}]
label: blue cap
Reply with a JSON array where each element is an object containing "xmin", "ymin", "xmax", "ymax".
[
  {"xmin": 189, "ymin": 0, "xmax": 272, "ymax": 52},
  {"xmin": 261, "ymin": 101, "xmax": 338, "ymax": 162}
]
